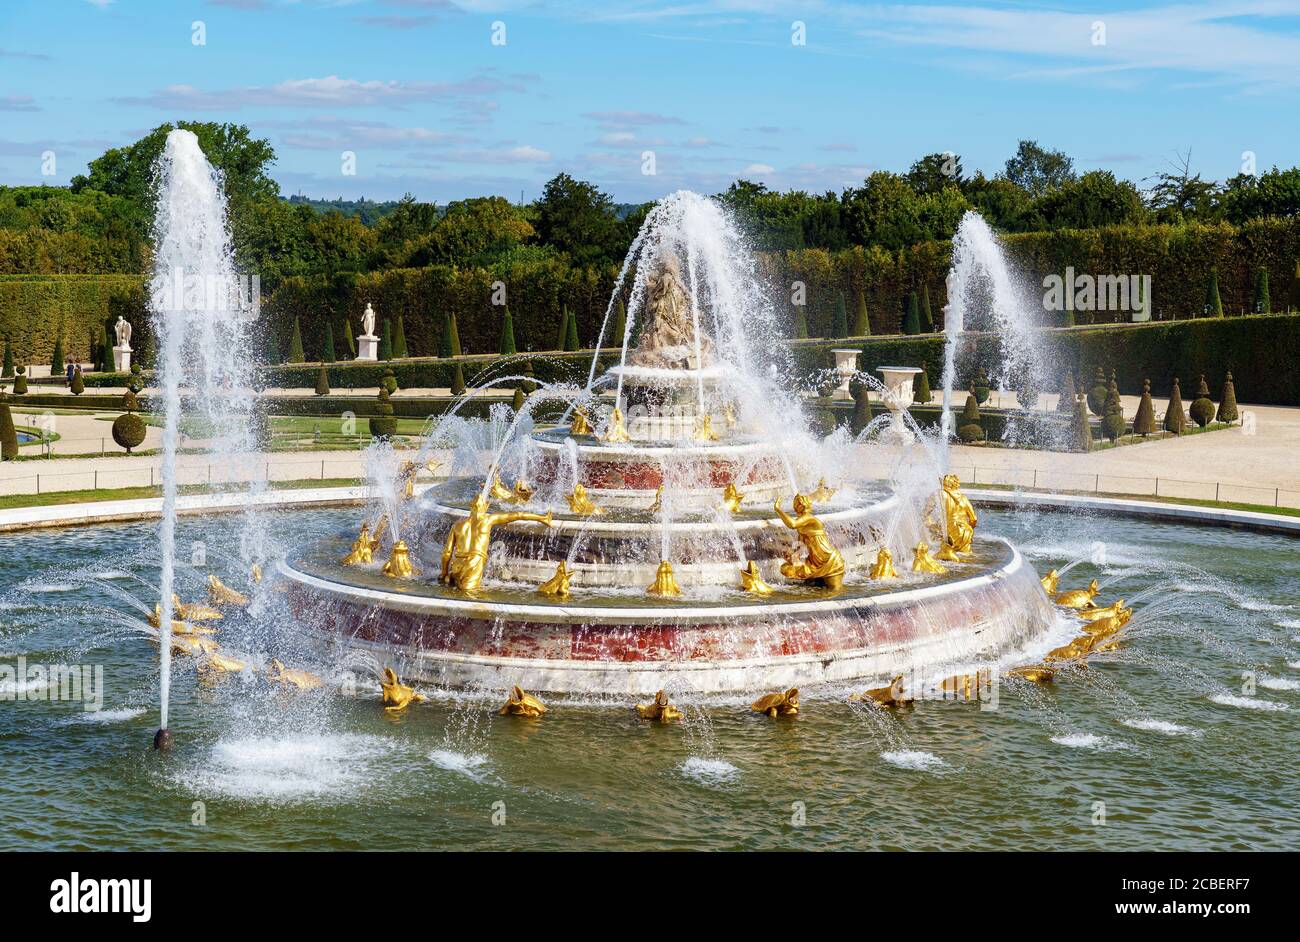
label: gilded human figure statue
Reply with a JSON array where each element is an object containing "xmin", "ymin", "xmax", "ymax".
[
  {"xmin": 773, "ymin": 494, "xmax": 845, "ymax": 590},
  {"xmin": 628, "ymin": 251, "xmax": 714, "ymax": 370},
  {"xmin": 937, "ymin": 473, "xmax": 977, "ymax": 559},
  {"xmin": 440, "ymin": 493, "xmax": 554, "ymax": 594}
]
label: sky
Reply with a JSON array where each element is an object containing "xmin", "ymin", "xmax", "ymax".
[{"xmin": 1, "ymin": 0, "xmax": 1299, "ymax": 204}]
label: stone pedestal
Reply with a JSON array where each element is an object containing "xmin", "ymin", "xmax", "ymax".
[
  {"xmin": 112, "ymin": 345, "xmax": 132, "ymax": 372},
  {"xmin": 356, "ymin": 335, "xmax": 379, "ymax": 362},
  {"xmin": 876, "ymin": 365, "xmax": 922, "ymax": 443}
]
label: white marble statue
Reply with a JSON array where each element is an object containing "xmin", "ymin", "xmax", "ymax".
[
  {"xmin": 114, "ymin": 315, "xmax": 132, "ymax": 350},
  {"xmin": 361, "ymin": 303, "xmax": 377, "ymax": 339},
  {"xmin": 356, "ymin": 302, "xmax": 379, "ymax": 361}
]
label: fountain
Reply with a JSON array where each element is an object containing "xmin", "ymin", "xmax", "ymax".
[{"xmin": 281, "ymin": 192, "xmax": 1056, "ymax": 695}]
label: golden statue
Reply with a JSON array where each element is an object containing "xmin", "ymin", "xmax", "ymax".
[
  {"xmin": 251, "ymin": 563, "xmax": 263, "ymax": 584},
  {"xmin": 751, "ymin": 688, "xmax": 799, "ymax": 718},
  {"xmin": 1044, "ymin": 636, "xmax": 1094, "ymax": 663},
  {"xmin": 851, "ymin": 675, "xmax": 913, "ymax": 708},
  {"xmin": 499, "ymin": 685, "xmax": 546, "ymax": 717},
  {"xmin": 694, "ymin": 414, "xmax": 719, "ymax": 442},
  {"xmin": 911, "ymin": 542, "xmax": 947, "ymax": 574},
  {"xmin": 807, "ymin": 478, "xmax": 837, "ymax": 504},
  {"xmin": 1040, "ymin": 569, "xmax": 1059, "ymax": 595},
  {"xmin": 565, "ymin": 482, "xmax": 605, "ymax": 516},
  {"xmin": 173, "ymin": 593, "xmax": 223, "ymax": 622},
  {"xmin": 570, "ymin": 408, "xmax": 592, "ymax": 436},
  {"xmin": 268, "ymin": 658, "xmax": 323, "ymax": 690},
  {"xmin": 538, "ymin": 561, "xmax": 572, "ymax": 599},
  {"xmin": 381, "ymin": 539, "xmax": 417, "ymax": 579},
  {"xmin": 1055, "ymin": 579, "xmax": 1099, "ymax": 609},
  {"xmin": 380, "ymin": 667, "xmax": 426, "ymax": 712},
  {"xmin": 206, "ymin": 574, "xmax": 248, "ymax": 607},
  {"xmin": 774, "ymin": 495, "xmax": 845, "ymax": 590},
  {"xmin": 508, "ymin": 479, "xmax": 534, "ymax": 503},
  {"xmin": 202, "ymin": 651, "xmax": 248, "ymax": 674},
  {"xmin": 937, "ymin": 474, "xmax": 977, "ymax": 558},
  {"xmin": 149, "ymin": 605, "xmax": 216, "ymax": 636},
  {"xmin": 648, "ymin": 485, "xmax": 663, "ymax": 514},
  {"xmin": 1077, "ymin": 599, "xmax": 1126, "ymax": 623},
  {"xmin": 602, "ymin": 406, "xmax": 630, "ymax": 443},
  {"xmin": 635, "ymin": 689, "xmax": 683, "ymax": 722},
  {"xmin": 167, "ymin": 633, "xmax": 220, "ymax": 657},
  {"xmin": 647, "ymin": 560, "xmax": 682, "ymax": 597},
  {"xmin": 488, "ymin": 475, "xmax": 515, "ymax": 502},
  {"xmin": 869, "ymin": 546, "xmax": 899, "ymax": 580},
  {"xmin": 721, "ymin": 483, "xmax": 745, "ymax": 513},
  {"xmin": 342, "ymin": 522, "xmax": 381, "ymax": 566},
  {"xmin": 398, "ymin": 458, "xmax": 441, "ymax": 499},
  {"xmin": 739, "ymin": 560, "xmax": 773, "ymax": 595},
  {"xmin": 1006, "ymin": 664, "xmax": 1055, "ymax": 683},
  {"xmin": 440, "ymin": 494, "xmax": 554, "ymax": 595},
  {"xmin": 940, "ymin": 670, "xmax": 994, "ymax": 701},
  {"xmin": 1082, "ymin": 607, "xmax": 1132, "ymax": 638}
]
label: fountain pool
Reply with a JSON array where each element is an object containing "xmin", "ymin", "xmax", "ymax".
[{"xmin": 2, "ymin": 505, "xmax": 1297, "ymax": 850}]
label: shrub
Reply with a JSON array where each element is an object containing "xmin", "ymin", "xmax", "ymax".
[
  {"xmin": 446, "ymin": 309, "xmax": 462, "ymax": 357},
  {"xmin": 286, "ymin": 317, "xmax": 305, "ymax": 363},
  {"xmin": 1189, "ymin": 373, "xmax": 1215, "ymax": 427},
  {"xmin": 920, "ymin": 284, "xmax": 934, "ymax": 332},
  {"xmin": 51, "ymin": 336, "xmax": 64, "ymax": 375},
  {"xmin": 1164, "ymin": 377, "xmax": 1186, "ymax": 433},
  {"xmin": 1254, "ymin": 267, "xmax": 1271, "ymax": 314},
  {"xmin": 12, "ymin": 365, "xmax": 26, "ymax": 395},
  {"xmin": 0, "ymin": 397, "xmax": 16, "ymax": 460},
  {"xmin": 344, "ymin": 318, "xmax": 356, "ymax": 358},
  {"xmin": 1133, "ymin": 379, "xmax": 1156, "ymax": 435},
  {"xmin": 512, "ymin": 386, "xmax": 526, "ymax": 412},
  {"xmin": 971, "ymin": 366, "xmax": 990, "ymax": 404},
  {"xmin": 793, "ymin": 305, "xmax": 809, "ymax": 339},
  {"xmin": 913, "ymin": 366, "xmax": 932, "ymax": 404},
  {"xmin": 99, "ymin": 320, "xmax": 114, "ymax": 372},
  {"xmin": 1056, "ymin": 371, "xmax": 1076, "ymax": 413},
  {"xmin": 831, "ymin": 293, "xmax": 848, "ymax": 339},
  {"xmin": 2, "ymin": 339, "xmax": 12, "ymax": 378},
  {"xmin": 379, "ymin": 318, "xmax": 393, "ymax": 361},
  {"xmin": 314, "ymin": 366, "xmax": 330, "ymax": 396},
  {"xmin": 1087, "ymin": 366, "xmax": 1108, "ymax": 416},
  {"xmin": 440, "ymin": 311, "xmax": 457, "ymax": 358},
  {"xmin": 1204, "ymin": 269, "xmax": 1224, "ymax": 317},
  {"xmin": 611, "ymin": 298, "xmax": 627, "ymax": 347},
  {"xmin": 128, "ymin": 362, "xmax": 143, "ymax": 393},
  {"xmin": 1072, "ymin": 393, "xmax": 1092, "ymax": 451},
  {"xmin": 369, "ymin": 387, "xmax": 397, "ymax": 439},
  {"xmin": 848, "ymin": 374, "xmax": 873, "ymax": 434},
  {"xmin": 111, "ymin": 389, "xmax": 146, "ymax": 454},
  {"xmin": 322, "ymin": 321, "xmax": 336, "ymax": 363},
  {"xmin": 852, "ymin": 289, "xmax": 870, "ymax": 337},
  {"xmin": 1101, "ymin": 379, "xmax": 1126, "ymax": 441},
  {"xmin": 902, "ymin": 291, "xmax": 921, "ymax": 335},
  {"xmin": 957, "ymin": 390, "xmax": 985, "ymax": 442},
  {"xmin": 1015, "ymin": 373, "xmax": 1040, "ymax": 410},
  {"xmin": 381, "ymin": 367, "xmax": 398, "ymax": 394},
  {"xmin": 393, "ymin": 313, "xmax": 408, "ymax": 358},
  {"xmin": 520, "ymin": 358, "xmax": 537, "ymax": 393},
  {"xmin": 499, "ymin": 307, "xmax": 517, "ymax": 356},
  {"xmin": 70, "ymin": 367, "xmax": 84, "ymax": 395},
  {"xmin": 1216, "ymin": 370, "xmax": 1239, "ymax": 423},
  {"xmin": 564, "ymin": 305, "xmax": 580, "ymax": 351},
  {"xmin": 451, "ymin": 362, "xmax": 466, "ymax": 396}
]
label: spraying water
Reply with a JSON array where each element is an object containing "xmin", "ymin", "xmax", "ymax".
[{"xmin": 149, "ymin": 129, "xmax": 260, "ymax": 737}]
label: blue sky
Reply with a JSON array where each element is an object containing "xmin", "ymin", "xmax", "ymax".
[{"xmin": 2, "ymin": 0, "xmax": 1299, "ymax": 203}]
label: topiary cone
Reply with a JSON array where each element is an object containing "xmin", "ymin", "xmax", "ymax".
[
  {"xmin": 1164, "ymin": 377, "xmax": 1186, "ymax": 434},
  {"xmin": 611, "ymin": 299, "xmax": 627, "ymax": 348},
  {"xmin": 0, "ymin": 396, "xmax": 17, "ymax": 461},
  {"xmin": 499, "ymin": 307, "xmax": 517, "ymax": 356},
  {"xmin": 913, "ymin": 367, "xmax": 932, "ymax": 404},
  {"xmin": 852, "ymin": 289, "xmax": 870, "ymax": 337},
  {"xmin": 512, "ymin": 386, "xmax": 526, "ymax": 412},
  {"xmin": 1057, "ymin": 371, "xmax": 1076, "ymax": 413},
  {"xmin": 369, "ymin": 386, "xmax": 397, "ymax": 439},
  {"xmin": 70, "ymin": 367, "xmax": 85, "ymax": 396},
  {"xmin": 450, "ymin": 362, "xmax": 466, "ymax": 396},
  {"xmin": 1216, "ymin": 371, "xmax": 1239, "ymax": 423},
  {"xmin": 314, "ymin": 366, "xmax": 330, "ymax": 397},
  {"xmin": 920, "ymin": 284, "xmax": 934, "ymax": 332},
  {"xmin": 2, "ymin": 340, "xmax": 12, "ymax": 379},
  {"xmin": 1101, "ymin": 379, "xmax": 1126, "ymax": 442},
  {"xmin": 1072, "ymin": 393, "xmax": 1092, "ymax": 452},
  {"xmin": 832, "ymin": 293, "xmax": 849, "ymax": 339},
  {"xmin": 957, "ymin": 389, "xmax": 985, "ymax": 442},
  {"xmin": 1133, "ymin": 379, "xmax": 1156, "ymax": 436},
  {"xmin": 1189, "ymin": 373, "xmax": 1215, "ymax": 427}
]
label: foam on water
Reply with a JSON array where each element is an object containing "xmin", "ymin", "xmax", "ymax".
[
  {"xmin": 1121, "ymin": 718, "xmax": 1202, "ymax": 737},
  {"xmin": 1258, "ymin": 677, "xmax": 1300, "ymax": 692},
  {"xmin": 1050, "ymin": 733, "xmax": 1134, "ymax": 751},
  {"xmin": 70, "ymin": 707, "xmax": 146, "ymax": 724},
  {"xmin": 174, "ymin": 733, "xmax": 394, "ymax": 802},
  {"xmin": 880, "ymin": 750, "xmax": 949, "ymax": 771},
  {"xmin": 1210, "ymin": 693, "xmax": 1289, "ymax": 712},
  {"xmin": 429, "ymin": 749, "xmax": 489, "ymax": 779},
  {"xmin": 1276, "ymin": 618, "xmax": 1300, "ymax": 629},
  {"xmin": 680, "ymin": 756, "xmax": 738, "ymax": 784}
]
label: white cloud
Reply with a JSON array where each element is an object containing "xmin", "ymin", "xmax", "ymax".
[
  {"xmin": 0, "ymin": 95, "xmax": 40, "ymax": 112},
  {"xmin": 583, "ymin": 110, "xmax": 686, "ymax": 129},
  {"xmin": 741, "ymin": 162, "xmax": 774, "ymax": 174},
  {"xmin": 112, "ymin": 73, "xmax": 530, "ymax": 110}
]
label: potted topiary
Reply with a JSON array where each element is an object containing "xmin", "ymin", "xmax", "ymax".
[
  {"xmin": 369, "ymin": 386, "xmax": 397, "ymax": 439},
  {"xmin": 957, "ymin": 390, "xmax": 985, "ymax": 443},
  {"xmin": 1188, "ymin": 374, "xmax": 1215, "ymax": 427},
  {"xmin": 111, "ymin": 390, "xmax": 147, "ymax": 454},
  {"xmin": 1133, "ymin": 379, "xmax": 1156, "ymax": 436},
  {"xmin": 1216, "ymin": 371, "xmax": 1239, "ymax": 423},
  {"xmin": 1164, "ymin": 377, "xmax": 1186, "ymax": 434}
]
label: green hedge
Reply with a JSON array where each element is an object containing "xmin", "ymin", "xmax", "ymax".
[
  {"xmin": 260, "ymin": 350, "xmax": 620, "ymax": 392},
  {"xmin": 0, "ymin": 274, "xmax": 149, "ymax": 367}
]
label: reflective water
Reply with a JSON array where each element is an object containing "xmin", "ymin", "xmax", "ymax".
[{"xmin": 1, "ymin": 506, "xmax": 1297, "ymax": 850}]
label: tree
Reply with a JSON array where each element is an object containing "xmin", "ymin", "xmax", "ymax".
[
  {"xmin": 913, "ymin": 367, "xmax": 932, "ymax": 404},
  {"xmin": 0, "ymin": 396, "xmax": 16, "ymax": 460},
  {"xmin": 852, "ymin": 289, "xmax": 870, "ymax": 337},
  {"xmin": 384, "ymin": 196, "xmax": 532, "ymax": 268},
  {"xmin": 379, "ymin": 318, "xmax": 393, "ymax": 361},
  {"xmin": 1144, "ymin": 149, "xmax": 1220, "ymax": 223},
  {"xmin": 1217, "ymin": 371, "xmax": 1239, "ymax": 422},
  {"xmin": 902, "ymin": 292, "xmax": 921, "ymax": 335},
  {"xmin": 957, "ymin": 391, "xmax": 985, "ymax": 442},
  {"xmin": 1072, "ymin": 393, "xmax": 1092, "ymax": 452},
  {"xmin": 440, "ymin": 311, "xmax": 461, "ymax": 358},
  {"xmin": 1204, "ymin": 269, "xmax": 1224, "ymax": 317},
  {"xmin": 344, "ymin": 318, "xmax": 356, "ymax": 358},
  {"xmin": 100, "ymin": 320, "xmax": 115, "ymax": 372},
  {"xmin": 907, "ymin": 152, "xmax": 965, "ymax": 195},
  {"xmin": 450, "ymin": 362, "xmax": 466, "ymax": 396},
  {"xmin": 564, "ymin": 305, "xmax": 580, "ymax": 351},
  {"xmin": 392, "ymin": 314, "xmax": 408, "ymax": 358},
  {"xmin": 1133, "ymin": 380, "xmax": 1156, "ymax": 435},
  {"xmin": 1254, "ymin": 267, "xmax": 1271, "ymax": 314},
  {"xmin": 1057, "ymin": 371, "xmax": 1077, "ymax": 413},
  {"xmin": 1220, "ymin": 166, "xmax": 1300, "ymax": 224},
  {"xmin": 919, "ymin": 284, "xmax": 934, "ymax": 332},
  {"xmin": 1, "ymin": 341, "xmax": 11, "ymax": 379},
  {"xmin": 1032, "ymin": 171, "xmax": 1148, "ymax": 230},
  {"xmin": 841, "ymin": 172, "xmax": 925, "ymax": 250},
  {"xmin": 314, "ymin": 366, "xmax": 330, "ymax": 396},
  {"xmin": 322, "ymin": 321, "xmax": 336, "ymax": 363},
  {"xmin": 1003, "ymin": 140, "xmax": 1077, "ymax": 197},
  {"xmin": 1189, "ymin": 374, "xmax": 1215, "ymax": 427},
  {"xmin": 499, "ymin": 307, "xmax": 518, "ymax": 356},
  {"xmin": 611, "ymin": 299, "xmax": 627, "ymax": 348},
  {"xmin": 70, "ymin": 366, "xmax": 84, "ymax": 396},
  {"xmin": 831, "ymin": 293, "xmax": 849, "ymax": 339},
  {"xmin": 554, "ymin": 307, "xmax": 570, "ymax": 351},
  {"xmin": 286, "ymin": 318, "xmax": 305, "ymax": 363},
  {"xmin": 51, "ymin": 336, "xmax": 64, "ymax": 376},
  {"xmin": 533, "ymin": 173, "xmax": 626, "ymax": 266},
  {"xmin": 1164, "ymin": 377, "xmax": 1186, "ymax": 433}
]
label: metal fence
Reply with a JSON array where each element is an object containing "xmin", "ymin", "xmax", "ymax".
[{"xmin": 952, "ymin": 465, "xmax": 1300, "ymax": 509}]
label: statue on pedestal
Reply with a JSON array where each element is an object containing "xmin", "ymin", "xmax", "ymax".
[
  {"xmin": 361, "ymin": 302, "xmax": 377, "ymax": 339},
  {"xmin": 628, "ymin": 251, "xmax": 713, "ymax": 370},
  {"xmin": 356, "ymin": 303, "xmax": 379, "ymax": 361},
  {"xmin": 112, "ymin": 316, "xmax": 133, "ymax": 371}
]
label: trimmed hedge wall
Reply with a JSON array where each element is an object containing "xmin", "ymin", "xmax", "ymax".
[
  {"xmin": 260, "ymin": 350, "xmax": 620, "ymax": 392},
  {"xmin": 0, "ymin": 274, "xmax": 149, "ymax": 367}
]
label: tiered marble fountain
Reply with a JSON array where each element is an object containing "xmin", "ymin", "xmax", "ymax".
[{"xmin": 282, "ymin": 195, "xmax": 1054, "ymax": 697}]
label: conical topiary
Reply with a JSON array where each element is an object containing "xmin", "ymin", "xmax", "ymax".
[
  {"xmin": 611, "ymin": 299, "xmax": 627, "ymax": 348},
  {"xmin": 70, "ymin": 366, "xmax": 84, "ymax": 396},
  {"xmin": 1057, "ymin": 371, "xmax": 1076, "ymax": 413},
  {"xmin": 902, "ymin": 292, "xmax": 921, "ymax": 335},
  {"xmin": 1189, "ymin": 374, "xmax": 1215, "ymax": 427},
  {"xmin": 450, "ymin": 362, "xmax": 466, "ymax": 396},
  {"xmin": 920, "ymin": 284, "xmax": 934, "ymax": 332},
  {"xmin": 441, "ymin": 310, "xmax": 462, "ymax": 357},
  {"xmin": 1216, "ymin": 371, "xmax": 1239, "ymax": 423},
  {"xmin": 913, "ymin": 366, "xmax": 932, "ymax": 404},
  {"xmin": 564, "ymin": 306, "xmax": 580, "ymax": 351},
  {"xmin": 315, "ymin": 366, "xmax": 330, "ymax": 397},
  {"xmin": 499, "ymin": 307, "xmax": 517, "ymax": 356},
  {"xmin": 102, "ymin": 321, "xmax": 115, "ymax": 372},
  {"xmin": 1204, "ymin": 269, "xmax": 1223, "ymax": 317},
  {"xmin": 512, "ymin": 386, "xmax": 526, "ymax": 412},
  {"xmin": 849, "ymin": 374, "xmax": 873, "ymax": 435},
  {"xmin": 972, "ymin": 366, "xmax": 990, "ymax": 404},
  {"xmin": 393, "ymin": 314, "xmax": 408, "ymax": 358},
  {"xmin": 286, "ymin": 318, "xmax": 305, "ymax": 363},
  {"xmin": 322, "ymin": 321, "xmax": 337, "ymax": 363},
  {"xmin": 793, "ymin": 305, "xmax": 809, "ymax": 339},
  {"xmin": 1253, "ymin": 267, "xmax": 1271, "ymax": 314},
  {"xmin": 111, "ymin": 389, "xmax": 146, "ymax": 454},
  {"xmin": 1072, "ymin": 392, "xmax": 1092, "ymax": 452},
  {"xmin": 852, "ymin": 289, "xmax": 870, "ymax": 337},
  {"xmin": 520, "ymin": 359, "xmax": 537, "ymax": 393},
  {"xmin": 12, "ymin": 365, "xmax": 27, "ymax": 395},
  {"xmin": 51, "ymin": 336, "xmax": 64, "ymax": 376},
  {"xmin": 344, "ymin": 318, "xmax": 356, "ymax": 358},
  {"xmin": 1, "ymin": 340, "xmax": 12, "ymax": 378},
  {"xmin": 369, "ymin": 386, "xmax": 397, "ymax": 439},
  {"xmin": 1133, "ymin": 379, "xmax": 1155, "ymax": 435},
  {"xmin": 957, "ymin": 389, "xmax": 985, "ymax": 442},
  {"xmin": 832, "ymin": 293, "xmax": 849, "ymax": 339},
  {"xmin": 379, "ymin": 318, "xmax": 393, "ymax": 361},
  {"xmin": 554, "ymin": 308, "xmax": 570, "ymax": 350},
  {"xmin": 0, "ymin": 395, "xmax": 17, "ymax": 461},
  {"xmin": 1087, "ymin": 366, "xmax": 1107, "ymax": 416},
  {"xmin": 381, "ymin": 367, "xmax": 397, "ymax": 394},
  {"xmin": 1101, "ymin": 379, "xmax": 1126, "ymax": 442},
  {"xmin": 1164, "ymin": 377, "xmax": 1186, "ymax": 433}
]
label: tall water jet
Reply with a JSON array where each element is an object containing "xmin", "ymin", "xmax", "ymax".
[{"xmin": 148, "ymin": 129, "xmax": 260, "ymax": 744}]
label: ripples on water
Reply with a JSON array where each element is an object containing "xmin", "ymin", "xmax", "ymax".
[{"xmin": 1, "ymin": 506, "xmax": 1298, "ymax": 850}]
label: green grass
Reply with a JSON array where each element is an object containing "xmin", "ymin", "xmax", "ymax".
[{"xmin": 0, "ymin": 478, "xmax": 364, "ymax": 511}]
